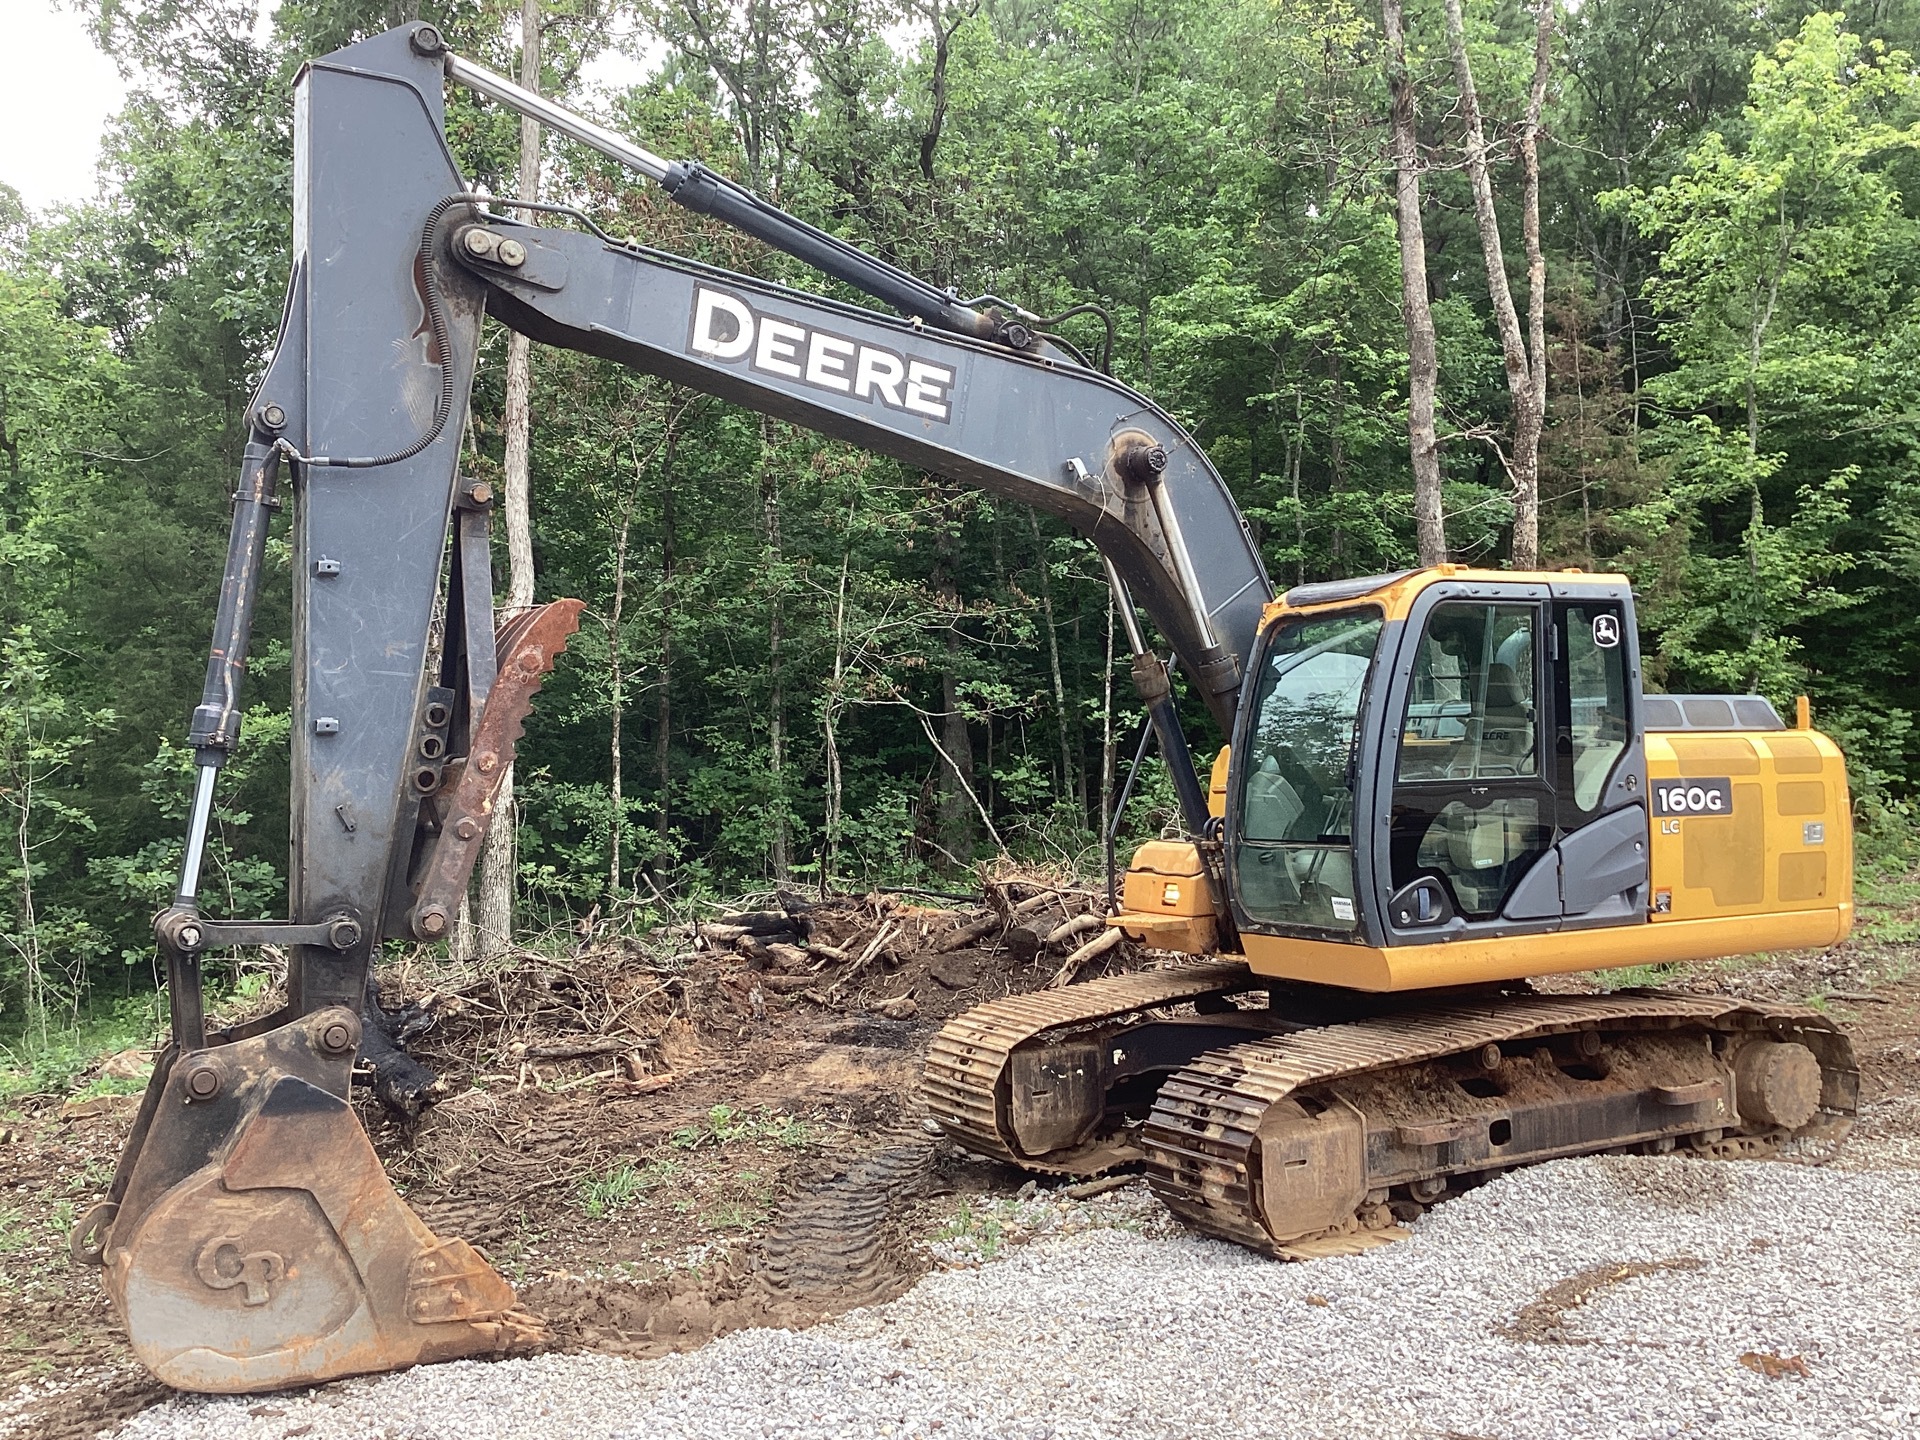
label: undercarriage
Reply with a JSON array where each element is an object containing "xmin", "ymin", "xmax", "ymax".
[{"xmin": 924, "ymin": 961, "xmax": 1858, "ymax": 1255}]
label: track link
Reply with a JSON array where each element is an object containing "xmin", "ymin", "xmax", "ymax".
[
  {"xmin": 1143, "ymin": 991, "xmax": 1857, "ymax": 1256},
  {"xmin": 922, "ymin": 961, "xmax": 1256, "ymax": 1172}
]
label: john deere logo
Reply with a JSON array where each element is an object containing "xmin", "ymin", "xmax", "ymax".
[{"xmin": 687, "ymin": 285, "xmax": 957, "ymax": 424}]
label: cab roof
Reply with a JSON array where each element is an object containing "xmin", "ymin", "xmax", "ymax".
[{"xmin": 1265, "ymin": 565, "xmax": 1631, "ymax": 625}]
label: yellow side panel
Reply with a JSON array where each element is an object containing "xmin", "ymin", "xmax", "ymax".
[
  {"xmin": 1119, "ymin": 840, "xmax": 1211, "ymax": 917},
  {"xmin": 1235, "ymin": 725, "xmax": 1853, "ymax": 993},
  {"xmin": 1646, "ymin": 728, "xmax": 1852, "ymax": 931},
  {"xmin": 1115, "ymin": 839, "xmax": 1216, "ymax": 955},
  {"xmin": 1207, "ymin": 747, "xmax": 1230, "ymax": 819}
]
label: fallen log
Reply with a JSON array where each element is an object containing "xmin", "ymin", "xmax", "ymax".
[
  {"xmin": 764, "ymin": 942, "xmax": 812, "ymax": 971},
  {"xmin": 1045, "ymin": 926, "xmax": 1122, "ymax": 988},
  {"xmin": 933, "ymin": 890, "xmax": 1056, "ymax": 953},
  {"xmin": 523, "ymin": 1036, "xmax": 648, "ymax": 1061},
  {"xmin": 717, "ymin": 909, "xmax": 805, "ymax": 935},
  {"xmin": 1044, "ymin": 912, "xmax": 1104, "ymax": 947}
]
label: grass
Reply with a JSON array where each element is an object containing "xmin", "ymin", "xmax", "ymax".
[
  {"xmin": 1855, "ymin": 853, "xmax": 1920, "ymax": 946},
  {"xmin": 934, "ymin": 1198, "xmax": 1006, "ymax": 1260},
  {"xmin": 0, "ymin": 994, "xmax": 161, "ymax": 1102},
  {"xmin": 0, "ymin": 1208, "xmax": 30, "ymax": 1257},
  {"xmin": 1597, "ymin": 962, "xmax": 1685, "ymax": 991},
  {"xmin": 577, "ymin": 1156, "xmax": 683, "ymax": 1219},
  {"xmin": 668, "ymin": 1104, "xmax": 814, "ymax": 1151}
]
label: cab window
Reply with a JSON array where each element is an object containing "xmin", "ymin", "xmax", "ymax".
[
  {"xmin": 1397, "ymin": 603, "xmax": 1538, "ymax": 781},
  {"xmin": 1561, "ymin": 602, "xmax": 1629, "ymax": 811},
  {"xmin": 1235, "ymin": 609, "xmax": 1382, "ymax": 934},
  {"xmin": 1389, "ymin": 602, "xmax": 1551, "ymax": 920}
]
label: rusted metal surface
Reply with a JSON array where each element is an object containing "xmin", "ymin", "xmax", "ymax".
[
  {"xmin": 1141, "ymin": 992, "xmax": 1857, "ymax": 1255},
  {"xmin": 406, "ymin": 598, "xmax": 583, "ymax": 940},
  {"xmin": 91, "ymin": 1007, "xmax": 542, "ymax": 1393}
]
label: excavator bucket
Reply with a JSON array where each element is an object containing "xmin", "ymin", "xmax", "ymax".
[{"xmin": 74, "ymin": 1007, "xmax": 540, "ymax": 1393}]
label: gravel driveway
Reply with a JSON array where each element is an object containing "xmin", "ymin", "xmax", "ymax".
[{"xmin": 108, "ymin": 1153, "xmax": 1920, "ymax": 1440}]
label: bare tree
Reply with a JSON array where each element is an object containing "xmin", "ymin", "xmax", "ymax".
[
  {"xmin": 1381, "ymin": 0, "xmax": 1447, "ymax": 565},
  {"xmin": 1443, "ymin": 0, "xmax": 1554, "ymax": 568},
  {"xmin": 475, "ymin": 0, "xmax": 544, "ymax": 961}
]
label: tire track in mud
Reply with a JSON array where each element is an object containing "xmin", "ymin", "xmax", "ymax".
[
  {"xmin": 749, "ymin": 1128, "xmax": 937, "ymax": 1300},
  {"xmin": 527, "ymin": 1126, "xmax": 940, "ymax": 1358}
]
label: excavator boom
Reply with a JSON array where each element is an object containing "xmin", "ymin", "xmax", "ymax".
[{"xmin": 81, "ymin": 21, "xmax": 1270, "ymax": 1392}]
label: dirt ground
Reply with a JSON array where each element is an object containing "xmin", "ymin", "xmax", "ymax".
[
  {"xmin": 4, "ymin": 878, "xmax": 1919, "ymax": 1440},
  {"xmin": 0, "ymin": 880, "xmax": 1118, "ymax": 1439}
]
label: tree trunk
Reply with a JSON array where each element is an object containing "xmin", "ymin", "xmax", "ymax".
[
  {"xmin": 1443, "ymin": 0, "xmax": 1549, "ymax": 569},
  {"xmin": 760, "ymin": 415, "xmax": 787, "ymax": 879},
  {"xmin": 931, "ymin": 559, "xmax": 976, "ymax": 867},
  {"xmin": 655, "ymin": 430, "xmax": 676, "ymax": 856},
  {"xmin": 1288, "ymin": 386, "xmax": 1306, "ymax": 586},
  {"xmin": 1027, "ymin": 511, "xmax": 1076, "ymax": 810},
  {"xmin": 1381, "ymin": 0, "xmax": 1447, "ymax": 566},
  {"xmin": 607, "ymin": 469, "xmax": 634, "ymax": 901},
  {"xmin": 822, "ymin": 500, "xmax": 854, "ymax": 891},
  {"xmin": 477, "ymin": 0, "xmax": 542, "ymax": 961},
  {"xmin": 1328, "ymin": 349, "xmax": 1348, "ymax": 569},
  {"xmin": 1518, "ymin": 1, "xmax": 1552, "ymax": 567}
]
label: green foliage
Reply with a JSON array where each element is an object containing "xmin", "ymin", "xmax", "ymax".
[
  {"xmin": 1606, "ymin": 12, "xmax": 1920, "ymax": 797},
  {"xmin": 3, "ymin": 0, "xmax": 1920, "ymax": 1009},
  {"xmin": 0, "ymin": 994, "xmax": 161, "ymax": 1101},
  {"xmin": 667, "ymin": 1104, "xmax": 813, "ymax": 1151}
]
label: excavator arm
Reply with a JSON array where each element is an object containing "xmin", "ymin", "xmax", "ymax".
[{"xmin": 79, "ymin": 21, "xmax": 1271, "ymax": 1392}]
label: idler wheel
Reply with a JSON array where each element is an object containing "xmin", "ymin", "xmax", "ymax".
[{"xmin": 1734, "ymin": 1041, "xmax": 1822, "ymax": 1130}]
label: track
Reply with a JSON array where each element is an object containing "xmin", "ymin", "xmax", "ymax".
[
  {"xmin": 921, "ymin": 961, "xmax": 1259, "ymax": 1172},
  {"xmin": 1144, "ymin": 991, "xmax": 1857, "ymax": 1254},
  {"xmin": 752, "ymin": 1130, "xmax": 936, "ymax": 1300},
  {"xmin": 926, "ymin": 974, "xmax": 1858, "ymax": 1258}
]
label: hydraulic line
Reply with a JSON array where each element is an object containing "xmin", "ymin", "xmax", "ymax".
[{"xmin": 1104, "ymin": 556, "xmax": 1211, "ymax": 834}]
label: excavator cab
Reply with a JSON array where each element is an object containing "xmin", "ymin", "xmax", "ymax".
[{"xmin": 1114, "ymin": 566, "xmax": 1853, "ymax": 993}]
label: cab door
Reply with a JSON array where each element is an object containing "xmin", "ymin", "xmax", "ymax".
[
  {"xmin": 1384, "ymin": 598, "xmax": 1556, "ymax": 927},
  {"xmin": 1374, "ymin": 583, "xmax": 1649, "ymax": 941}
]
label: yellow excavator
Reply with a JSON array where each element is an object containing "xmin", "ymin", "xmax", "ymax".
[
  {"xmin": 77, "ymin": 22, "xmax": 1853, "ymax": 1395},
  {"xmin": 926, "ymin": 566, "xmax": 1854, "ymax": 1255}
]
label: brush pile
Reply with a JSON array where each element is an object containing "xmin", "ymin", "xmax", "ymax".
[
  {"xmin": 687, "ymin": 877, "xmax": 1130, "ymax": 1020},
  {"xmin": 359, "ymin": 872, "xmax": 1138, "ymax": 1120}
]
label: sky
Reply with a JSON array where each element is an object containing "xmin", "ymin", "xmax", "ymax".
[
  {"xmin": 0, "ymin": 1, "xmax": 654, "ymax": 216},
  {"xmin": 0, "ymin": 1, "xmax": 128, "ymax": 211}
]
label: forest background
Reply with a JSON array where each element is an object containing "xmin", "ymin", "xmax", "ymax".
[{"xmin": 3, "ymin": 0, "xmax": 1919, "ymax": 1050}]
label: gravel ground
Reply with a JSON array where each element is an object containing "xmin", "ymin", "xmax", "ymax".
[{"xmin": 108, "ymin": 1154, "xmax": 1920, "ymax": 1440}]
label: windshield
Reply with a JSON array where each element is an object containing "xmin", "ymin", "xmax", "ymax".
[{"xmin": 1234, "ymin": 609, "xmax": 1383, "ymax": 934}]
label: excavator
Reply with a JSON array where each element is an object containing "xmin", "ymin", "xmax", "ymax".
[{"xmin": 72, "ymin": 20, "xmax": 1857, "ymax": 1395}]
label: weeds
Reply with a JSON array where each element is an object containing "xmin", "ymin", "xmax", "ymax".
[
  {"xmin": 0, "ymin": 1208, "xmax": 31, "ymax": 1256},
  {"xmin": 935, "ymin": 1199, "xmax": 1006, "ymax": 1260},
  {"xmin": 0, "ymin": 994, "xmax": 160, "ymax": 1102},
  {"xmin": 1598, "ymin": 963, "xmax": 1681, "ymax": 991},
  {"xmin": 669, "ymin": 1104, "xmax": 813, "ymax": 1151},
  {"xmin": 577, "ymin": 1156, "xmax": 683, "ymax": 1219}
]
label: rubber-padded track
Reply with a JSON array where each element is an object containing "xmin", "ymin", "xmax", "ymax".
[
  {"xmin": 1143, "ymin": 990, "xmax": 1858, "ymax": 1253},
  {"xmin": 922, "ymin": 961, "xmax": 1254, "ymax": 1168}
]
